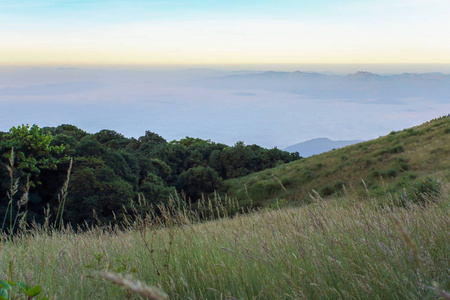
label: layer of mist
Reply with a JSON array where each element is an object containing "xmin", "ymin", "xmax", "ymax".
[{"xmin": 1, "ymin": 65, "xmax": 449, "ymax": 148}]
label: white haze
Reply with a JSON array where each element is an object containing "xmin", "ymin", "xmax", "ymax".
[{"xmin": 0, "ymin": 64, "xmax": 449, "ymax": 149}]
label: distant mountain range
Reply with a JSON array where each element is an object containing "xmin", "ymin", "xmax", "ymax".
[
  {"xmin": 206, "ymin": 71, "xmax": 450, "ymax": 103},
  {"xmin": 284, "ymin": 138, "xmax": 363, "ymax": 157},
  {"xmin": 0, "ymin": 82, "xmax": 106, "ymax": 96}
]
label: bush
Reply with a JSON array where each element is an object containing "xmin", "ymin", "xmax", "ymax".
[
  {"xmin": 396, "ymin": 157, "xmax": 410, "ymax": 171},
  {"xmin": 281, "ymin": 176, "xmax": 293, "ymax": 186},
  {"xmin": 177, "ymin": 166, "xmax": 222, "ymax": 201},
  {"xmin": 377, "ymin": 145, "xmax": 404, "ymax": 156},
  {"xmin": 363, "ymin": 158, "xmax": 374, "ymax": 167},
  {"xmin": 385, "ymin": 168, "xmax": 398, "ymax": 178},
  {"xmin": 300, "ymin": 169, "xmax": 314, "ymax": 183},
  {"xmin": 370, "ymin": 169, "xmax": 381, "ymax": 179},
  {"xmin": 408, "ymin": 177, "xmax": 442, "ymax": 204},
  {"xmin": 320, "ymin": 185, "xmax": 335, "ymax": 197},
  {"xmin": 248, "ymin": 181, "xmax": 281, "ymax": 199},
  {"xmin": 333, "ymin": 181, "xmax": 345, "ymax": 193},
  {"xmin": 388, "ymin": 145, "xmax": 404, "ymax": 154}
]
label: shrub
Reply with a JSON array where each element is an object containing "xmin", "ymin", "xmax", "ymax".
[
  {"xmin": 300, "ymin": 169, "xmax": 314, "ymax": 183},
  {"xmin": 363, "ymin": 158, "xmax": 374, "ymax": 167},
  {"xmin": 249, "ymin": 181, "xmax": 281, "ymax": 199},
  {"xmin": 177, "ymin": 166, "xmax": 222, "ymax": 201},
  {"xmin": 319, "ymin": 185, "xmax": 335, "ymax": 197},
  {"xmin": 377, "ymin": 144, "xmax": 405, "ymax": 156},
  {"xmin": 396, "ymin": 157, "xmax": 410, "ymax": 171},
  {"xmin": 385, "ymin": 168, "xmax": 397, "ymax": 178},
  {"xmin": 333, "ymin": 181, "xmax": 345, "ymax": 193},
  {"xmin": 370, "ymin": 169, "xmax": 381, "ymax": 179},
  {"xmin": 405, "ymin": 172, "xmax": 418, "ymax": 180},
  {"xmin": 408, "ymin": 177, "xmax": 442, "ymax": 204},
  {"xmin": 388, "ymin": 145, "xmax": 404, "ymax": 154},
  {"xmin": 315, "ymin": 163, "xmax": 324, "ymax": 170},
  {"xmin": 280, "ymin": 176, "xmax": 293, "ymax": 186}
]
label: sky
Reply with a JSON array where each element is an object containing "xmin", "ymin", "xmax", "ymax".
[{"xmin": 1, "ymin": 0, "xmax": 450, "ymax": 65}]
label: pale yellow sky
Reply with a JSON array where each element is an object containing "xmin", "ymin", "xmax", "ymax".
[{"xmin": 1, "ymin": 1, "xmax": 449, "ymax": 65}]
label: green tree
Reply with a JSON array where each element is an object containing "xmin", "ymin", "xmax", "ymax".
[
  {"xmin": 66, "ymin": 167, "xmax": 134, "ymax": 225},
  {"xmin": 93, "ymin": 129, "xmax": 130, "ymax": 149},
  {"xmin": 0, "ymin": 125, "xmax": 68, "ymax": 231},
  {"xmin": 1, "ymin": 124, "xmax": 67, "ymax": 180},
  {"xmin": 44, "ymin": 124, "xmax": 87, "ymax": 140},
  {"xmin": 74, "ymin": 139, "xmax": 106, "ymax": 157},
  {"xmin": 177, "ymin": 166, "xmax": 222, "ymax": 201},
  {"xmin": 138, "ymin": 173, "xmax": 176, "ymax": 205}
]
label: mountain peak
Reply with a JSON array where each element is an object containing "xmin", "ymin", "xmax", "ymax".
[{"xmin": 348, "ymin": 71, "xmax": 379, "ymax": 79}]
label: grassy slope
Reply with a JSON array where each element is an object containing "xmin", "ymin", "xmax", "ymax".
[
  {"xmin": 1, "ymin": 189, "xmax": 449, "ymax": 299},
  {"xmin": 0, "ymin": 116, "xmax": 449, "ymax": 299},
  {"xmin": 222, "ymin": 115, "xmax": 450, "ymax": 207}
]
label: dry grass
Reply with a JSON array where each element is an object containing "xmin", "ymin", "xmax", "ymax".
[
  {"xmin": 0, "ymin": 182, "xmax": 449, "ymax": 299},
  {"xmin": 101, "ymin": 272, "xmax": 168, "ymax": 300}
]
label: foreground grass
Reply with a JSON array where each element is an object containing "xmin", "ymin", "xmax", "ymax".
[{"xmin": 1, "ymin": 187, "xmax": 449, "ymax": 299}]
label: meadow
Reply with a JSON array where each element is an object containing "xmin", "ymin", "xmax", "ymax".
[
  {"xmin": 0, "ymin": 183, "xmax": 448, "ymax": 299},
  {"xmin": 0, "ymin": 116, "xmax": 449, "ymax": 299}
]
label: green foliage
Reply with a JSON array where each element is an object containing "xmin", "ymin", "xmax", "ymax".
[
  {"xmin": 333, "ymin": 181, "xmax": 345, "ymax": 193},
  {"xmin": 138, "ymin": 131, "xmax": 167, "ymax": 144},
  {"xmin": 74, "ymin": 138, "xmax": 106, "ymax": 157},
  {"xmin": 44, "ymin": 124, "xmax": 87, "ymax": 139},
  {"xmin": 138, "ymin": 173, "xmax": 176, "ymax": 205},
  {"xmin": 299, "ymin": 169, "xmax": 315, "ymax": 182},
  {"xmin": 0, "ymin": 278, "xmax": 46, "ymax": 300},
  {"xmin": 0, "ymin": 122, "xmax": 300, "ymax": 228},
  {"xmin": 66, "ymin": 167, "xmax": 134, "ymax": 225},
  {"xmin": 386, "ymin": 168, "xmax": 398, "ymax": 178},
  {"xmin": 396, "ymin": 157, "xmax": 410, "ymax": 171},
  {"xmin": 1, "ymin": 124, "xmax": 66, "ymax": 176},
  {"xmin": 247, "ymin": 180, "xmax": 281, "ymax": 200},
  {"xmin": 408, "ymin": 177, "xmax": 442, "ymax": 204},
  {"xmin": 319, "ymin": 184, "xmax": 335, "ymax": 197},
  {"xmin": 177, "ymin": 166, "xmax": 222, "ymax": 201},
  {"xmin": 102, "ymin": 150, "xmax": 139, "ymax": 185},
  {"xmin": 172, "ymin": 136, "xmax": 214, "ymax": 147},
  {"xmin": 377, "ymin": 144, "xmax": 404, "ymax": 156}
]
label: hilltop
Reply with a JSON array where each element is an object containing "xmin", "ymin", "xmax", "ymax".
[
  {"xmin": 221, "ymin": 115, "xmax": 450, "ymax": 207},
  {"xmin": 283, "ymin": 137, "xmax": 363, "ymax": 157}
]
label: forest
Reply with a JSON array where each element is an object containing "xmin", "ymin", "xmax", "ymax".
[{"xmin": 0, "ymin": 124, "xmax": 300, "ymax": 230}]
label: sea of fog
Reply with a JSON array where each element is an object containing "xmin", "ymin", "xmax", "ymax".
[{"xmin": 1, "ymin": 64, "xmax": 449, "ymax": 149}]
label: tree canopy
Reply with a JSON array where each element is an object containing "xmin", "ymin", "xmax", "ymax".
[{"xmin": 0, "ymin": 124, "xmax": 301, "ymax": 229}]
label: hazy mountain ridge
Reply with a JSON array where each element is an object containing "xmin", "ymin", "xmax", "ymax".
[
  {"xmin": 0, "ymin": 81, "xmax": 107, "ymax": 96},
  {"xmin": 208, "ymin": 71, "xmax": 450, "ymax": 102},
  {"xmin": 1, "ymin": 67, "xmax": 448, "ymax": 149},
  {"xmin": 283, "ymin": 137, "xmax": 363, "ymax": 157}
]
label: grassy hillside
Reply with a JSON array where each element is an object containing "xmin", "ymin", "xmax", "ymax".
[
  {"xmin": 221, "ymin": 115, "xmax": 450, "ymax": 207},
  {"xmin": 1, "ymin": 185, "xmax": 448, "ymax": 299},
  {"xmin": 0, "ymin": 116, "xmax": 449, "ymax": 299}
]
